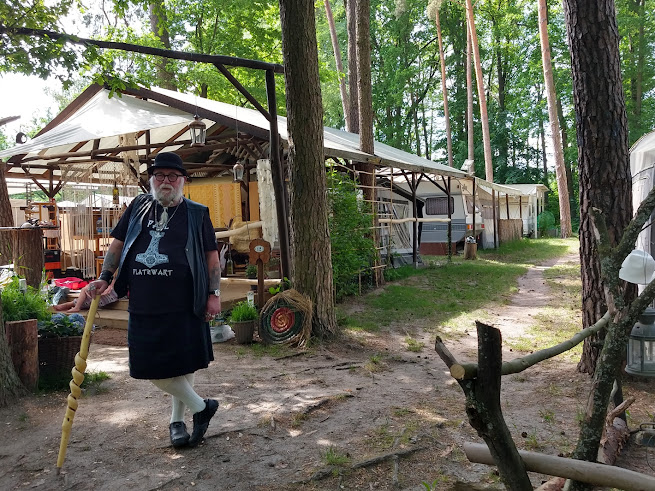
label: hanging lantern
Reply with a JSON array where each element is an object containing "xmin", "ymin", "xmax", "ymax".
[
  {"xmin": 232, "ymin": 161, "xmax": 245, "ymax": 182},
  {"xmin": 112, "ymin": 182, "xmax": 120, "ymax": 205},
  {"xmin": 626, "ymin": 307, "xmax": 655, "ymax": 377},
  {"xmin": 189, "ymin": 115, "xmax": 206, "ymax": 147},
  {"xmin": 619, "ymin": 249, "xmax": 655, "ymax": 284}
]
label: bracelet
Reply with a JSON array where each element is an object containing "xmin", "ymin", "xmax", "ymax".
[{"xmin": 99, "ymin": 270, "xmax": 114, "ymax": 283}]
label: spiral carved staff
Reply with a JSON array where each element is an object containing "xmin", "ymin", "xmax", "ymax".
[{"xmin": 56, "ymin": 295, "xmax": 101, "ymax": 474}]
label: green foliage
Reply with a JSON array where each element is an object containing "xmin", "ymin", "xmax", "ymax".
[
  {"xmin": 37, "ymin": 312, "xmax": 85, "ymax": 338},
  {"xmin": 327, "ymin": 169, "xmax": 377, "ymax": 301},
  {"xmin": 229, "ymin": 300, "xmax": 258, "ymax": 322},
  {"xmin": 1, "ymin": 277, "xmax": 51, "ymax": 322},
  {"xmin": 268, "ymin": 277, "xmax": 291, "ymax": 295},
  {"xmin": 245, "ymin": 264, "xmax": 258, "ymax": 279},
  {"xmin": 321, "ymin": 446, "xmax": 351, "ymax": 466},
  {"xmin": 537, "ymin": 210, "xmax": 556, "ymax": 233}
]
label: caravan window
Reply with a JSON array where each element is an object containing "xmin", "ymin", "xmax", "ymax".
[{"xmin": 425, "ymin": 196, "xmax": 454, "ymax": 215}]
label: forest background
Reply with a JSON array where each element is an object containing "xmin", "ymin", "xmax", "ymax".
[{"xmin": 1, "ymin": 0, "xmax": 653, "ymax": 232}]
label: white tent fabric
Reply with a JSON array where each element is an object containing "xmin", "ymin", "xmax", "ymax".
[
  {"xmin": 0, "ymin": 89, "xmax": 194, "ymax": 161},
  {"xmin": 631, "ymin": 131, "xmax": 655, "ymax": 255},
  {"xmin": 0, "ymin": 86, "xmax": 469, "ymax": 180}
]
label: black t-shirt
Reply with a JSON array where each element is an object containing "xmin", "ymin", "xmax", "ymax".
[{"xmin": 112, "ymin": 198, "xmax": 217, "ymax": 314}]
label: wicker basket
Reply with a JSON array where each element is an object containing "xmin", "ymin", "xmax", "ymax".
[{"xmin": 38, "ymin": 335, "xmax": 83, "ymax": 378}]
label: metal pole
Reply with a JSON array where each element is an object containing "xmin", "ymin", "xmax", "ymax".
[
  {"xmin": 492, "ymin": 189, "xmax": 497, "ymax": 249},
  {"xmin": 265, "ymin": 69, "xmax": 291, "ymax": 279},
  {"xmin": 412, "ymin": 172, "xmax": 418, "ymax": 267},
  {"xmin": 447, "ymin": 176, "xmax": 452, "ymax": 261}
]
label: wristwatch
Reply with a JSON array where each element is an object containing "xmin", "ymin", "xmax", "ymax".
[{"xmin": 209, "ymin": 288, "xmax": 221, "ymax": 297}]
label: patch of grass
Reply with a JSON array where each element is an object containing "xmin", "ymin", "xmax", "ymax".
[
  {"xmin": 364, "ymin": 353, "xmax": 388, "ymax": 373},
  {"xmin": 421, "ymin": 472, "xmax": 453, "ymax": 490},
  {"xmin": 37, "ymin": 370, "xmax": 110, "ymax": 393},
  {"xmin": 290, "ymin": 412, "xmax": 307, "ymax": 428},
  {"xmin": 540, "ymin": 409, "xmax": 555, "ymax": 424},
  {"xmin": 249, "ymin": 343, "xmax": 298, "ymax": 358},
  {"xmin": 523, "ymin": 430, "xmax": 541, "ymax": 451},
  {"xmin": 322, "ymin": 446, "xmax": 351, "ymax": 466},
  {"xmin": 18, "ymin": 413, "xmax": 29, "ymax": 423},
  {"xmin": 392, "ymin": 407, "xmax": 413, "ymax": 417},
  {"xmin": 506, "ymin": 306, "xmax": 582, "ymax": 360},
  {"xmin": 339, "ymin": 238, "xmax": 579, "ymax": 335},
  {"xmin": 405, "ymin": 337, "xmax": 424, "ymax": 352}
]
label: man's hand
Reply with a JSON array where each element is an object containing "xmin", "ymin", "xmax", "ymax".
[{"xmin": 205, "ymin": 294, "xmax": 221, "ymax": 321}]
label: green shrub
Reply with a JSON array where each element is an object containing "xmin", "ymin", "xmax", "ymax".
[
  {"xmin": 37, "ymin": 312, "xmax": 85, "ymax": 338},
  {"xmin": 327, "ymin": 169, "xmax": 377, "ymax": 300},
  {"xmin": 1, "ymin": 276, "xmax": 51, "ymax": 322},
  {"xmin": 229, "ymin": 300, "xmax": 258, "ymax": 322},
  {"xmin": 537, "ymin": 210, "xmax": 556, "ymax": 233}
]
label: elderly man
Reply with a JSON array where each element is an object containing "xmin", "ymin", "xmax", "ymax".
[{"xmin": 88, "ymin": 152, "xmax": 221, "ymax": 448}]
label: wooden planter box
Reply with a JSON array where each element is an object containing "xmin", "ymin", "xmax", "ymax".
[
  {"xmin": 231, "ymin": 320, "xmax": 255, "ymax": 344},
  {"xmin": 38, "ymin": 335, "xmax": 82, "ymax": 378}
]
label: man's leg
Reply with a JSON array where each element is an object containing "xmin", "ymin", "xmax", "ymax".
[{"xmin": 151, "ymin": 375, "xmax": 206, "ymax": 447}]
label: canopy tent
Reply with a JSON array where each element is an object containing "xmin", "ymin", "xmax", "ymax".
[
  {"xmin": 0, "ymin": 84, "xmax": 469, "ymax": 188},
  {"xmin": 631, "ymin": 131, "xmax": 655, "ymax": 255}
]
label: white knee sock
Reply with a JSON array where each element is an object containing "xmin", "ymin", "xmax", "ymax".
[
  {"xmin": 151, "ymin": 375, "xmax": 206, "ymax": 421},
  {"xmin": 169, "ymin": 373, "xmax": 198, "ymax": 423}
]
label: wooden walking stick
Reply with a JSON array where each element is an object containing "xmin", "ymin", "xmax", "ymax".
[{"xmin": 56, "ymin": 295, "xmax": 101, "ymax": 475}]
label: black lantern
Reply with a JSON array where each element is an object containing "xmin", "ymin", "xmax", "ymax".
[
  {"xmin": 626, "ymin": 307, "xmax": 655, "ymax": 377},
  {"xmin": 189, "ymin": 115, "xmax": 206, "ymax": 147},
  {"xmin": 232, "ymin": 161, "xmax": 245, "ymax": 182}
]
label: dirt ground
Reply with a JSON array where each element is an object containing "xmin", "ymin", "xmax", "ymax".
[{"xmin": 2, "ymin": 252, "xmax": 655, "ymax": 491}]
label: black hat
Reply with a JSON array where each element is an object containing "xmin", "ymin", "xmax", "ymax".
[{"xmin": 148, "ymin": 152, "xmax": 188, "ymax": 176}]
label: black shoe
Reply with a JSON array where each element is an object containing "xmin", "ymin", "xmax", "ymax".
[
  {"xmin": 188, "ymin": 399, "xmax": 219, "ymax": 447},
  {"xmin": 169, "ymin": 421, "xmax": 190, "ymax": 448}
]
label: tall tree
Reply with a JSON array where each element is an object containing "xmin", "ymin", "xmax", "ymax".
[
  {"xmin": 427, "ymin": 0, "xmax": 453, "ymax": 167},
  {"xmin": 148, "ymin": 0, "xmax": 176, "ymax": 90},
  {"xmin": 278, "ymin": 0, "xmax": 337, "ymax": 337},
  {"xmin": 323, "ymin": 0, "xmax": 350, "ymax": 128},
  {"xmin": 563, "ymin": 0, "xmax": 633, "ymax": 374},
  {"xmin": 538, "ymin": 0, "xmax": 572, "ymax": 238},
  {"xmin": 464, "ymin": 0, "xmax": 493, "ymax": 181},
  {"xmin": 346, "ymin": 0, "xmax": 360, "ymax": 133}
]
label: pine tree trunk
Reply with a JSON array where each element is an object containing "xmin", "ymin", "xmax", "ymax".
[
  {"xmin": 0, "ymin": 299, "xmax": 27, "ymax": 407},
  {"xmin": 279, "ymin": 0, "xmax": 337, "ymax": 337},
  {"xmin": 13, "ymin": 228, "xmax": 44, "ymax": 289},
  {"xmin": 466, "ymin": 22, "xmax": 474, "ymax": 162},
  {"xmin": 563, "ymin": 0, "xmax": 633, "ymax": 371},
  {"xmin": 465, "ymin": 0, "xmax": 493, "ymax": 182},
  {"xmin": 434, "ymin": 10, "xmax": 453, "ymax": 167},
  {"xmin": 149, "ymin": 0, "xmax": 177, "ymax": 91},
  {"xmin": 538, "ymin": 0, "xmax": 572, "ymax": 238},
  {"xmin": 324, "ymin": 0, "xmax": 349, "ymax": 126},
  {"xmin": 346, "ymin": 0, "xmax": 359, "ymax": 134}
]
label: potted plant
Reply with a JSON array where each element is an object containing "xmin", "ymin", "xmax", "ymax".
[
  {"xmin": 228, "ymin": 300, "xmax": 258, "ymax": 344},
  {"xmin": 36, "ymin": 312, "xmax": 86, "ymax": 379},
  {"xmin": 2, "ymin": 276, "xmax": 52, "ymax": 389}
]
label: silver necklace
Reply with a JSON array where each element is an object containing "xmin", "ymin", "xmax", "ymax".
[{"xmin": 155, "ymin": 202, "xmax": 181, "ymax": 232}]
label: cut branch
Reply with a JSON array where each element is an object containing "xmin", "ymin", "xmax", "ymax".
[{"xmin": 438, "ymin": 313, "xmax": 610, "ymax": 380}]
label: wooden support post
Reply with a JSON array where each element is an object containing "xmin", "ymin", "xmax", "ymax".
[{"xmin": 257, "ymin": 258, "xmax": 265, "ymax": 310}]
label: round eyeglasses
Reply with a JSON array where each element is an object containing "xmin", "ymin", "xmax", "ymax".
[{"xmin": 153, "ymin": 173, "xmax": 183, "ymax": 182}]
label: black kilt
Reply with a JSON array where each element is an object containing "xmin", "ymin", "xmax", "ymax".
[{"xmin": 127, "ymin": 311, "xmax": 214, "ymax": 379}]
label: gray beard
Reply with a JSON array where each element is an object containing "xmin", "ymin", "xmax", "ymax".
[{"xmin": 151, "ymin": 187, "xmax": 182, "ymax": 207}]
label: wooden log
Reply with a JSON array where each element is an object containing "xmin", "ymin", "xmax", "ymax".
[
  {"xmin": 4, "ymin": 319, "xmax": 38, "ymax": 390},
  {"xmin": 464, "ymin": 241, "xmax": 477, "ymax": 260},
  {"xmin": 13, "ymin": 228, "xmax": 44, "ymax": 289},
  {"xmin": 463, "ymin": 442, "xmax": 655, "ymax": 491}
]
